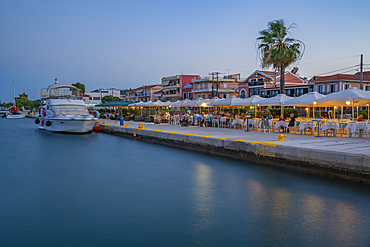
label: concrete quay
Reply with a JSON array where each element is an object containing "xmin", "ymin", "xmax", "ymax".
[{"xmin": 98, "ymin": 119, "xmax": 370, "ymax": 184}]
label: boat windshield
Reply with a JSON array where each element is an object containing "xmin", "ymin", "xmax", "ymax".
[{"xmin": 50, "ymin": 105, "xmax": 90, "ymax": 117}]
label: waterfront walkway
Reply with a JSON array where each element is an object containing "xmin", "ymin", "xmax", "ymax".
[{"xmin": 99, "ymin": 119, "xmax": 370, "ymax": 157}]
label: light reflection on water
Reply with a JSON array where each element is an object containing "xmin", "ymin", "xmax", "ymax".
[{"xmin": 1, "ymin": 118, "xmax": 370, "ymax": 247}]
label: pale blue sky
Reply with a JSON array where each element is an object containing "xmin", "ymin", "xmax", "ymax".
[{"xmin": 1, "ymin": 0, "xmax": 369, "ymax": 100}]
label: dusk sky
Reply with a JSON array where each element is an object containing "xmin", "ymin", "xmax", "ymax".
[{"xmin": 1, "ymin": 0, "xmax": 369, "ymax": 100}]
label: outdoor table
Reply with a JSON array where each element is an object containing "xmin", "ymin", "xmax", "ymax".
[
  {"xmin": 312, "ymin": 120, "xmax": 321, "ymax": 137},
  {"xmin": 321, "ymin": 122, "xmax": 339, "ymax": 137},
  {"xmin": 345, "ymin": 122, "xmax": 357, "ymax": 137},
  {"xmin": 231, "ymin": 118, "xmax": 244, "ymax": 129},
  {"xmin": 346, "ymin": 122, "xmax": 370, "ymax": 138},
  {"xmin": 274, "ymin": 121, "xmax": 289, "ymax": 133},
  {"xmin": 299, "ymin": 121, "xmax": 315, "ymax": 135}
]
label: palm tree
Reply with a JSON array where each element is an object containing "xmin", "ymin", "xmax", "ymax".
[{"xmin": 257, "ymin": 20, "xmax": 304, "ymax": 94}]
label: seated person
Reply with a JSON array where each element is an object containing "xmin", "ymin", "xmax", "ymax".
[
  {"xmin": 278, "ymin": 115, "xmax": 286, "ymax": 121},
  {"xmin": 357, "ymin": 114, "xmax": 364, "ymax": 122},
  {"xmin": 287, "ymin": 113, "xmax": 295, "ymax": 133},
  {"xmin": 198, "ymin": 113, "xmax": 204, "ymax": 126}
]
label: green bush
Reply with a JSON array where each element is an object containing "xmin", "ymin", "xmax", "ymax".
[
  {"xmin": 356, "ymin": 110, "xmax": 368, "ymax": 119},
  {"xmin": 268, "ymin": 108, "xmax": 299, "ymax": 118}
]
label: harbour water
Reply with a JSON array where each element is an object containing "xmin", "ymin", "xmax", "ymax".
[{"xmin": 1, "ymin": 118, "xmax": 370, "ymax": 246}]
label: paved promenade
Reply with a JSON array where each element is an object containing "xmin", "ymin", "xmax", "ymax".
[{"xmin": 99, "ymin": 119, "xmax": 370, "ymax": 157}]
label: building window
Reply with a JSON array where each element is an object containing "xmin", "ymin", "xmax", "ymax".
[
  {"xmin": 365, "ymin": 85, "xmax": 370, "ymax": 91},
  {"xmin": 197, "ymin": 94, "xmax": 201, "ymax": 99},
  {"xmin": 189, "ymin": 93, "xmax": 193, "ymax": 100},
  {"xmin": 183, "ymin": 92, "xmax": 187, "ymax": 99},
  {"xmin": 317, "ymin": 85, "xmax": 324, "ymax": 94},
  {"xmin": 198, "ymin": 84, "xmax": 200, "ymax": 90},
  {"xmin": 343, "ymin": 83, "xmax": 350, "ymax": 90},
  {"xmin": 224, "ymin": 83, "xmax": 227, "ymax": 89},
  {"xmin": 240, "ymin": 89, "xmax": 246, "ymax": 99},
  {"xmin": 93, "ymin": 97, "xmax": 100, "ymax": 100},
  {"xmin": 89, "ymin": 97, "xmax": 92, "ymax": 100},
  {"xmin": 202, "ymin": 94, "xmax": 205, "ymax": 99}
]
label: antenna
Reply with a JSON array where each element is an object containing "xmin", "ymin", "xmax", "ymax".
[{"xmin": 55, "ymin": 77, "xmax": 58, "ymax": 84}]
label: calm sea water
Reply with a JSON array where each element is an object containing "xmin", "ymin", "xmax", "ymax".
[{"xmin": 1, "ymin": 118, "xmax": 370, "ymax": 247}]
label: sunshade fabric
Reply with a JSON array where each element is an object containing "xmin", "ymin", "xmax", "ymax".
[
  {"xmin": 315, "ymin": 88, "xmax": 370, "ymax": 106},
  {"xmin": 230, "ymin": 95, "xmax": 264, "ymax": 106},
  {"xmin": 256, "ymin": 94, "xmax": 294, "ymax": 106},
  {"xmin": 212, "ymin": 97, "xmax": 242, "ymax": 107},
  {"xmin": 284, "ymin": 92, "xmax": 326, "ymax": 106}
]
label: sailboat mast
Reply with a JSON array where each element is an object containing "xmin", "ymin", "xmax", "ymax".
[{"xmin": 13, "ymin": 80, "xmax": 15, "ymax": 108}]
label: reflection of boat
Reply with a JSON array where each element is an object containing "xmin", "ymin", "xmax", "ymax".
[
  {"xmin": 6, "ymin": 81, "xmax": 25, "ymax": 119},
  {"xmin": 35, "ymin": 78, "xmax": 97, "ymax": 134}
]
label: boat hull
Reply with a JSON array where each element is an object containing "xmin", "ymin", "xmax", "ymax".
[
  {"xmin": 39, "ymin": 118, "xmax": 97, "ymax": 134},
  {"xmin": 6, "ymin": 114, "xmax": 26, "ymax": 119}
]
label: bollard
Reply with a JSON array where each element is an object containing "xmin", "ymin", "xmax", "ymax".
[
  {"xmin": 133, "ymin": 129, "xmax": 137, "ymax": 136},
  {"xmin": 277, "ymin": 134, "xmax": 287, "ymax": 141},
  {"xmin": 114, "ymin": 123, "xmax": 117, "ymax": 126},
  {"xmin": 103, "ymin": 120, "xmax": 107, "ymax": 124},
  {"xmin": 125, "ymin": 124, "xmax": 128, "ymax": 127}
]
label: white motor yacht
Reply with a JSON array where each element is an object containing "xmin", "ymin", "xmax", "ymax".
[{"xmin": 36, "ymin": 78, "xmax": 97, "ymax": 134}]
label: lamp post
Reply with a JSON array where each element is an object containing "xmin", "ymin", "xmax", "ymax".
[{"xmin": 346, "ymin": 100, "xmax": 351, "ymax": 120}]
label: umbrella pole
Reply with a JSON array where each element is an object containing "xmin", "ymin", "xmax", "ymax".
[
  {"xmin": 281, "ymin": 105, "xmax": 284, "ymax": 117},
  {"xmin": 368, "ymin": 104, "xmax": 369, "ymax": 120},
  {"xmin": 352, "ymin": 101, "xmax": 354, "ymax": 120},
  {"xmin": 341, "ymin": 106, "xmax": 343, "ymax": 119},
  {"xmin": 313, "ymin": 105, "xmax": 315, "ymax": 119}
]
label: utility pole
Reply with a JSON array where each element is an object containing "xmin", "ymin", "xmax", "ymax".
[
  {"xmin": 360, "ymin": 54, "xmax": 363, "ymax": 90},
  {"xmin": 209, "ymin": 72, "xmax": 222, "ymax": 98}
]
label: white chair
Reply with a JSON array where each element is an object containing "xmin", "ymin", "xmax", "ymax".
[{"xmin": 212, "ymin": 118, "xmax": 219, "ymax": 128}]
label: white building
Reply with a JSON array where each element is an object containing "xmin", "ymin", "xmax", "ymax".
[{"xmin": 86, "ymin": 89, "xmax": 121, "ymax": 104}]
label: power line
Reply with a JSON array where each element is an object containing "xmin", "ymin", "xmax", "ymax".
[{"xmin": 298, "ymin": 55, "xmax": 359, "ymax": 65}]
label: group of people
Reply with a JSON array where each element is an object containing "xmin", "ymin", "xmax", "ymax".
[{"xmin": 277, "ymin": 113, "xmax": 296, "ymax": 133}]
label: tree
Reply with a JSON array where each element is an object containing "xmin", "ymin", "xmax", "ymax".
[
  {"xmin": 257, "ymin": 20, "xmax": 304, "ymax": 94},
  {"xmin": 71, "ymin": 82, "xmax": 85, "ymax": 94},
  {"xmin": 102, "ymin": 95, "xmax": 122, "ymax": 103},
  {"xmin": 15, "ymin": 93, "xmax": 34, "ymax": 109}
]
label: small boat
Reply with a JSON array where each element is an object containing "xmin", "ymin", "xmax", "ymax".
[
  {"xmin": 5, "ymin": 81, "xmax": 25, "ymax": 119},
  {"xmin": 35, "ymin": 78, "xmax": 97, "ymax": 134}
]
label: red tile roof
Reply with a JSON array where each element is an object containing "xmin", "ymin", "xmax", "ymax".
[
  {"xmin": 127, "ymin": 85, "xmax": 161, "ymax": 93},
  {"xmin": 311, "ymin": 71, "xmax": 370, "ymax": 82}
]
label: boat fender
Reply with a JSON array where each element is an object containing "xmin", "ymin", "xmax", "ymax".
[
  {"xmin": 45, "ymin": 120, "xmax": 51, "ymax": 127},
  {"xmin": 93, "ymin": 125, "xmax": 100, "ymax": 132},
  {"xmin": 41, "ymin": 119, "xmax": 44, "ymax": 126},
  {"xmin": 35, "ymin": 118, "xmax": 40, "ymax": 124}
]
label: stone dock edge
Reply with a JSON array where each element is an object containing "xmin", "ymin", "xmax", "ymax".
[{"xmin": 99, "ymin": 123, "xmax": 370, "ymax": 184}]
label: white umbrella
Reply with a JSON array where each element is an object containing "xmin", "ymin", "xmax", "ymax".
[
  {"xmin": 212, "ymin": 96, "xmax": 242, "ymax": 107},
  {"xmin": 187, "ymin": 99, "xmax": 205, "ymax": 107},
  {"xmin": 230, "ymin": 95, "xmax": 264, "ymax": 106},
  {"xmin": 257, "ymin": 94, "xmax": 294, "ymax": 117},
  {"xmin": 284, "ymin": 92, "xmax": 326, "ymax": 119},
  {"xmin": 194, "ymin": 97, "xmax": 221, "ymax": 107},
  {"xmin": 315, "ymin": 88, "xmax": 370, "ymax": 119},
  {"xmin": 170, "ymin": 100, "xmax": 183, "ymax": 107},
  {"xmin": 315, "ymin": 88, "xmax": 370, "ymax": 106},
  {"xmin": 285, "ymin": 92, "xmax": 326, "ymax": 106}
]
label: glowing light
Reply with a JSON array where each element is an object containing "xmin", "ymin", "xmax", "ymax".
[
  {"xmin": 346, "ymin": 101, "xmax": 351, "ymax": 106},
  {"xmin": 313, "ymin": 101, "xmax": 317, "ymax": 105},
  {"xmin": 306, "ymin": 108, "xmax": 308, "ymax": 111},
  {"xmin": 201, "ymin": 103, "xmax": 207, "ymax": 107}
]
